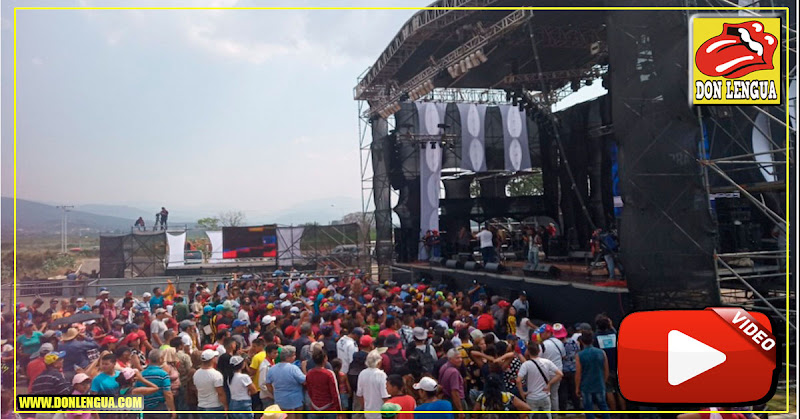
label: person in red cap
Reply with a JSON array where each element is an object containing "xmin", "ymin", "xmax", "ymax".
[
  {"xmin": 100, "ymin": 335, "xmax": 119, "ymax": 351},
  {"xmin": 539, "ymin": 323, "xmax": 566, "ymax": 411}
]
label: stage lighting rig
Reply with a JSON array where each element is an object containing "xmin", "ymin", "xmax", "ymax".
[{"xmin": 364, "ymin": 9, "xmax": 530, "ymax": 119}]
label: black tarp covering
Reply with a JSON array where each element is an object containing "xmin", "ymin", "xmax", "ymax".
[
  {"xmin": 607, "ymin": 8, "xmax": 720, "ymax": 309},
  {"xmin": 99, "ymin": 235, "xmax": 125, "ymax": 278},
  {"xmin": 99, "ymin": 233, "xmax": 166, "ymax": 278}
]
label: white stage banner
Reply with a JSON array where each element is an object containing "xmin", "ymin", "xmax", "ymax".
[
  {"xmin": 166, "ymin": 232, "xmax": 187, "ymax": 267},
  {"xmin": 499, "ymin": 104, "xmax": 532, "ymax": 171},
  {"xmin": 206, "ymin": 230, "xmax": 223, "ymax": 264},
  {"xmin": 457, "ymin": 103, "xmax": 487, "ymax": 172},
  {"xmin": 277, "ymin": 226, "xmax": 305, "ymax": 267},
  {"xmin": 416, "ymin": 101, "xmax": 446, "ymax": 261}
]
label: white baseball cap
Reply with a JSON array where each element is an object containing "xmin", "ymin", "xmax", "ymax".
[
  {"xmin": 201, "ymin": 349, "xmax": 219, "ymax": 361},
  {"xmin": 413, "ymin": 377, "xmax": 439, "ymax": 392},
  {"xmin": 262, "ymin": 315, "xmax": 277, "ymax": 325}
]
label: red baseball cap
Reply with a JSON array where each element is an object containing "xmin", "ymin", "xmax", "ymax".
[
  {"xmin": 498, "ymin": 300, "xmax": 511, "ymax": 308},
  {"xmin": 359, "ymin": 335, "xmax": 374, "ymax": 347},
  {"xmin": 100, "ymin": 336, "xmax": 119, "ymax": 346},
  {"xmin": 217, "ymin": 324, "xmax": 229, "ymax": 331}
]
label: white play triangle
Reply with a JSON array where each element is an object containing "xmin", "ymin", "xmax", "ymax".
[{"xmin": 668, "ymin": 330, "xmax": 727, "ymax": 386}]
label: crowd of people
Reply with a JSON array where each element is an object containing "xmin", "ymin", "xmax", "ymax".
[{"xmin": 1, "ymin": 268, "xmax": 759, "ymax": 419}]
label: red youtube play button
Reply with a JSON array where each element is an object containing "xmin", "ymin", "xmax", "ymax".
[{"xmin": 618, "ymin": 308, "xmax": 777, "ymax": 404}]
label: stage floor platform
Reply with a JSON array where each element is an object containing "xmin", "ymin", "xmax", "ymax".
[
  {"xmin": 165, "ymin": 260, "xmax": 280, "ymax": 274},
  {"xmin": 392, "ymin": 261, "xmax": 629, "ymax": 326}
]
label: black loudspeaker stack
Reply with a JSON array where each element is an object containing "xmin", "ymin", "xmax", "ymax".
[
  {"xmin": 463, "ymin": 261, "xmax": 482, "ymax": 271},
  {"xmin": 523, "ymin": 263, "xmax": 561, "ymax": 278},
  {"xmin": 429, "ymin": 257, "xmax": 445, "ymax": 266},
  {"xmin": 445, "ymin": 259, "xmax": 462, "ymax": 269},
  {"xmin": 484, "ymin": 262, "xmax": 504, "ymax": 273}
]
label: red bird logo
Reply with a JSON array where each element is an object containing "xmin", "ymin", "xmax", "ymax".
[{"xmin": 696, "ymin": 21, "xmax": 778, "ymax": 78}]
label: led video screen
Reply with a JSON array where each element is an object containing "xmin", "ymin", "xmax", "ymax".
[{"xmin": 222, "ymin": 225, "xmax": 278, "ymax": 260}]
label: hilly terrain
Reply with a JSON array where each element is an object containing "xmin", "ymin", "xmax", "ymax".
[{"xmin": 1, "ymin": 197, "xmax": 134, "ymax": 237}]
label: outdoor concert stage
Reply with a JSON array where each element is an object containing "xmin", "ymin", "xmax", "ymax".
[
  {"xmin": 392, "ymin": 261, "xmax": 629, "ymax": 325},
  {"xmin": 164, "ymin": 260, "xmax": 284, "ymax": 276}
]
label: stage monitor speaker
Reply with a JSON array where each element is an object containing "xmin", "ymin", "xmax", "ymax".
[
  {"xmin": 484, "ymin": 262, "xmax": 504, "ymax": 273},
  {"xmin": 501, "ymin": 252, "xmax": 517, "ymax": 261},
  {"xmin": 523, "ymin": 263, "xmax": 561, "ymax": 278},
  {"xmin": 429, "ymin": 257, "xmax": 445, "ymax": 265},
  {"xmin": 445, "ymin": 259, "xmax": 462, "ymax": 269},
  {"xmin": 457, "ymin": 253, "xmax": 473, "ymax": 263},
  {"xmin": 464, "ymin": 261, "xmax": 482, "ymax": 271}
]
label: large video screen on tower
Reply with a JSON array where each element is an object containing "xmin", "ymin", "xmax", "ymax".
[{"xmin": 222, "ymin": 225, "xmax": 278, "ymax": 260}]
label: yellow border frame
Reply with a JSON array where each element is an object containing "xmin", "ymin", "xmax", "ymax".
[{"xmin": 11, "ymin": 4, "xmax": 793, "ymax": 415}]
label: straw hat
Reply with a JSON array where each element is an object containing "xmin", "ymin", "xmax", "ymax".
[
  {"xmin": 261, "ymin": 405, "xmax": 287, "ymax": 419},
  {"xmin": 61, "ymin": 328, "xmax": 79, "ymax": 342}
]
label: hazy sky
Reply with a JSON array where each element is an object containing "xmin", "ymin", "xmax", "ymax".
[
  {"xmin": 2, "ymin": 0, "xmax": 431, "ymax": 216},
  {"xmin": 2, "ymin": 0, "xmax": 607, "ymax": 220}
]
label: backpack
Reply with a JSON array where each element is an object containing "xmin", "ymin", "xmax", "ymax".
[
  {"xmin": 406, "ymin": 343, "xmax": 435, "ymax": 375},
  {"xmin": 385, "ymin": 349, "xmax": 409, "ymax": 376},
  {"xmin": 476, "ymin": 391, "xmax": 514, "ymax": 419},
  {"xmin": 347, "ymin": 351, "xmax": 368, "ymax": 394}
]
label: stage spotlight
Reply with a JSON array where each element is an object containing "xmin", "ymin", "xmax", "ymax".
[
  {"xmin": 420, "ymin": 142, "xmax": 427, "ymax": 149},
  {"xmin": 469, "ymin": 53, "xmax": 480, "ymax": 67},
  {"xmin": 437, "ymin": 123, "xmax": 451, "ymax": 130},
  {"xmin": 399, "ymin": 92, "xmax": 410, "ymax": 101},
  {"xmin": 460, "ymin": 61, "xmax": 468, "ymax": 74},
  {"xmin": 518, "ymin": 103, "xmax": 524, "ymax": 112},
  {"xmin": 476, "ymin": 49, "xmax": 488, "ymax": 63},
  {"xmin": 447, "ymin": 66, "xmax": 458, "ymax": 78},
  {"xmin": 430, "ymin": 141, "xmax": 437, "ymax": 149},
  {"xmin": 505, "ymin": 90, "xmax": 512, "ymax": 101},
  {"xmin": 571, "ymin": 80, "xmax": 581, "ymax": 92},
  {"xmin": 512, "ymin": 97, "xmax": 518, "ymax": 106},
  {"xmin": 585, "ymin": 79, "xmax": 593, "ymax": 86}
]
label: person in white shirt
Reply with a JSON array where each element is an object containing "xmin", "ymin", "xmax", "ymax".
[
  {"xmin": 115, "ymin": 290, "xmax": 136, "ymax": 310},
  {"xmin": 512, "ymin": 291, "xmax": 530, "ymax": 316},
  {"xmin": 540, "ymin": 324, "xmax": 567, "ymax": 412},
  {"xmin": 237, "ymin": 301, "xmax": 251, "ymax": 324},
  {"xmin": 177, "ymin": 320, "xmax": 195, "ymax": 354},
  {"xmin": 517, "ymin": 343, "xmax": 563, "ymax": 419},
  {"xmin": 356, "ymin": 349, "xmax": 390, "ymax": 419},
  {"xmin": 336, "ymin": 325, "xmax": 362, "ymax": 374},
  {"xmin": 515, "ymin": 310, "xmax": 537, "ymax": 344},
  {"xmin": 150, "ymin": 308, "xmax": 170, "ymax": 347},
  {"xmin": 257, "ymin": 343, "xmax": 278, "ymax": 407},
  {"xmin": 227, "ymin": 355, "xmax": 257, "ymax": 419},
  {"xmin": 475, "ymin": 225, "xmax": 496, "ymax": 263},
  {"xmin": 193, "ymin": 349, "xmax": 228, "ymax": 415}
]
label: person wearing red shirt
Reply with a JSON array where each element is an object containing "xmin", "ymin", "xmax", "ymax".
[
  {"xmin": 380, "ymin": 335, "xmax": 407, "ymax": 375},
  {"xmin": 27, "ymin": 344, "xmax": 52, "ymax": 393},
  {"xmin": 378, "ymin": 317, "xmax": 403, "ymax": 350},
  {"xmin": 305, "ymin": 347, "xmax": 341, "ymax": 417},
  {"xmin": 476, "ymin": 306, "xmax": 495, "ymax": 333},
  {"xmin": 386, "ymin": 374, "xmax": 416, "ymax": 419}
]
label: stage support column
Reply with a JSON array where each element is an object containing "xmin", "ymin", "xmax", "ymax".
[
  {"xmin": 370, "ymin": 116, "xmax": 393, "ymax": 281},
  {"xmin": 607, "ymin": 6, "xmax": 720, "ymax": 310}
]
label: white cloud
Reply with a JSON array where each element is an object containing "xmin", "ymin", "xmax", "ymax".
[{"xmin": 185, "ymin": 23, "xmax": 294, "ymax": 64}]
